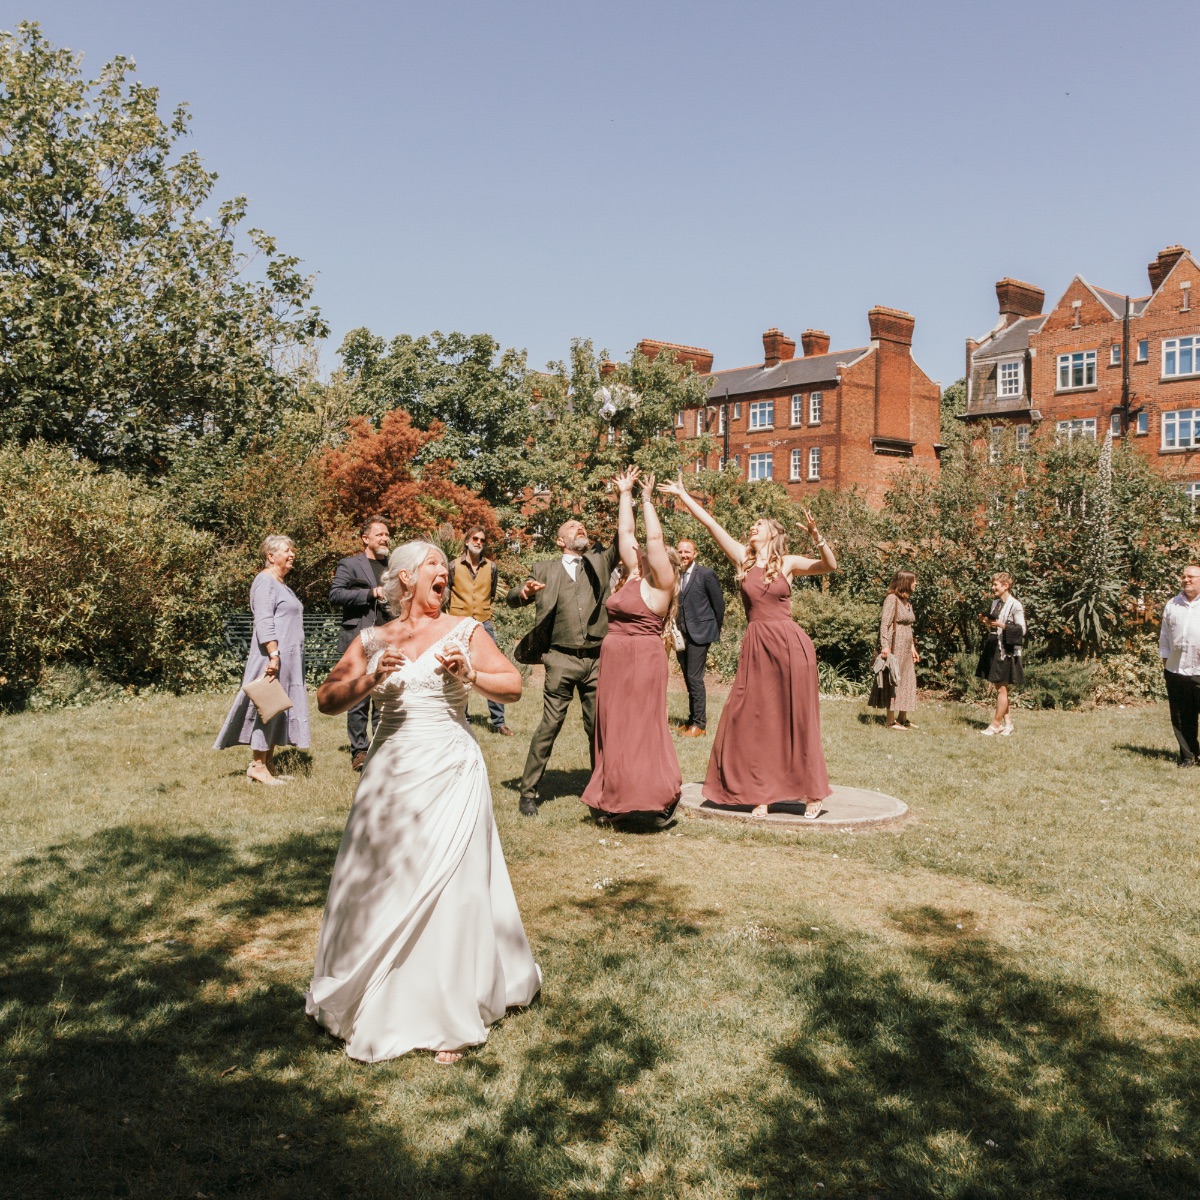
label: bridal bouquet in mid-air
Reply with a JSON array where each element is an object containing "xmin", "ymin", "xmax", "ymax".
[{"xmin": 594, "ymin": 383, "xmax": 641, "ymax": 422}]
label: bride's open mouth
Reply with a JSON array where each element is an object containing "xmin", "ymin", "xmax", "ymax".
[{"xmin": 430, "ymin": 579, "xmax": 446, "ymax": 600}]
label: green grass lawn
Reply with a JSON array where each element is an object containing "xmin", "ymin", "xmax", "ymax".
[{"xmin": 2, "ymin": 683, "xmax": 1198, "ymax": 1198}]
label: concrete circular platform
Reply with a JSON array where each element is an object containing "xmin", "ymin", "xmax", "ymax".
[{"xmin": 679, "ymin": 781, "xmax": 907, "ymax": 829}]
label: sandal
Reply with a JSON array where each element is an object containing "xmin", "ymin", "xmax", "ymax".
[
  {"xmin": 803, "ymin": 801, "xmax": 824, "ymax": 820},
  {"xmin": 980, "ymin": 723, "xmax": 1001, "ymax": 736},
  {"xmin": 246, "ymin": 764, "xmax": 287, "ymax": 785}
]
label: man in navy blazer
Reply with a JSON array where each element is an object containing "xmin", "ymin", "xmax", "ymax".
[
  {"xmin": 675, "ymin": 539, "xmax": 725, "ymax": 736},
  {"xmin": 329, "ymin": 515, "xmax": 391, "ymax": 770}
]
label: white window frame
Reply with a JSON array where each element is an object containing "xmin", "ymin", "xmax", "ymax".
[
  {"xmin": 717, "ymin": 406, "xmax": 725, "ymax": 434},
  {"xmin": 1056, "ymin": 417, "xmax": 1097, "ymax": 443},
  {"xmin": 749, "ymin": 400, "xmax": 774, "ymax": 430},
  {"xmin": 675, "ymin": 410, "xmax": 684, "ymax": 429},
  {"xmin": 790, "ymin": 394, "xmax": 803, "ymax": 426},
  {"xmin": 1186, "ymin": 482, "xmax": 1200, "ymax": 510},
  {"xmin": 1110, "ymin": 412, "xmax": 1122, "ymax": 435},
  {"xmin": 1057, "ymin": 350, "xmax": 1097, "ymax": 391},
  {"xmin": 1163, "ymin": 408, "xmax": 1200, "ymax": 450},
  {"xmin": 1163, "ymin": 336, "xmax": 1200, "ymax": 379},
  {"xmin": 807, "ymin": 446, "xmax": 821, "ymax": 481},
  {"xmin": 732, "ymin": 402, "xmax": 742, "ymax": 420},
  {"xmin": 1136, "ymin": 410, "xmax": 1149, "ymax": 436},
  {"xmin": 997, "ymin": 359, "xmax": 1022, "ymax": 399},
  {"xmin": 809, "ymin": 391, "xmax": 823, "ymax": 425},
  {"xmin": 1110, "ymin": 344, "xmax": 1122, "ymax": 366},
  {"xmin": 1137, "ymin": 339, "xmax": 1149, "ymax": 362},
  {"xmin": 748, "ymin": 452, "xmax": 773, "ymax": 481},
  {"xmin": 789, "ymin": 448, "xmax": 802, "ymax": 480},
  {"xmin": 719, "ymin": 453, "xmax": 739, "ymax": 472},
  {"xmin": 695, "ymin": 410, "xmax": 705, "ymax": 436},
  {"xmin": 1014, "ymin": 425, "xmax": 1030, "ymax": 453},
  {"xmin": 989, "ymin": 425, "xmax": 1003, "ymax": 463}
]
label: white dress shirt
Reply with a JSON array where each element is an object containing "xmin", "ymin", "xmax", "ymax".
[
  {"xmin": 1160, "ymin": 592, "xmax": 1200, "ymax": 675},
  {"xmin": 561, "ymin": 553, "xmax": 581, "ymax": 582}
]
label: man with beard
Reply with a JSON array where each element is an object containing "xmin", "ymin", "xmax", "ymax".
[
  {"xmin": 330, "ymin": 515, "xmax": 391, "ymax": 771},
  {"xmin": 507, "ymin": 517, "xmax": 619, "ymax": 816}
]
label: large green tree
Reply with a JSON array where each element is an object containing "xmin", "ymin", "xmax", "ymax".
[
  {"xmin": 339, "ymin": 328, "xmax": 532, "ymax": 518},
  {"xmin": 0, "ymin": 23, "xmax": 326, "ymax": 473}
]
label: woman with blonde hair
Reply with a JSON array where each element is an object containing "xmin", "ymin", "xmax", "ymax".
[
  {"xmin": 214, "ymin": 534, "xmax": 311, "ymax": 784},
  {"xmin": 873, "ymin": 569, "xmax": 920, "ymax": 730},
  {"xmin": 976, "ymin": 571, "xmax": 1026, "ymax": 736},
  {"xmin": 307, "ymin": 539, "xmax": 541, "ymax": 1063},
  {"xmin": 582, "ymin": 466, "xmax": 683, "ymax": 825},
  {"xmin": 658, "ymin": 476, "xmax": 836, "ymax": 819}
]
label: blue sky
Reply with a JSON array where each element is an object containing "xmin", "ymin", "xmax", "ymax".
[{"xmin": 19, "ymin": 0, "xmax": 1200, "ymax": 388}]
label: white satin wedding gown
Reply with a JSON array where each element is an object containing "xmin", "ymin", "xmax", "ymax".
[{"xmin": 305, "ymin": 617, "xmax": 541, "ymax": 1062}]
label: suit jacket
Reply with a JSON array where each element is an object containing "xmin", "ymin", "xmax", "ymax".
[
  {"xmin": 677, "ymin": 563, "xmax": 725, "ymax": 646},
  {"xmin": 330, "ymin": 552, "xmax": 387, "ymax": 648},
  {"xmin": 506, "ymin": 542, "xmax": 620, "ymax": 664}
]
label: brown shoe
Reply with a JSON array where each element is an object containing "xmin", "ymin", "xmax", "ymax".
[
  {"xmin": 351, "ymin": 751, "xmax": 367, "ymax": 771},
  {"xmin": 490, "ymin": 724, "xmax": 514, "ymax": 736},
  {"xmin": 679, "ymin": 725, "xmax": 707, "ymax": 737}
]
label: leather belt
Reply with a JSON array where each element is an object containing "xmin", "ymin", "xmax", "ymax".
[{"xmin": 550, "ymin": 644, "xmax": 602, "ymax": 658}]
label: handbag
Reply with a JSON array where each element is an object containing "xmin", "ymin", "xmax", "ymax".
[
  {"xmin": 242, "ymin": 674, "xmax": 294, "ymax": 723},
  {"xmin": 669, "ymin": 619, "xmax": 686, "ymax": 652}
]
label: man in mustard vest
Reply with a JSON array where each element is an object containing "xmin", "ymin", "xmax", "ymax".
[{"xmin": 447, "ymin": 526, "xmax": 512, "ymax": 736}]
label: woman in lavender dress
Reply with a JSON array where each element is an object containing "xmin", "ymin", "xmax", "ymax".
[{"xmin": 214, "ymin": 534, "xmax": 311, "ymax": 784}]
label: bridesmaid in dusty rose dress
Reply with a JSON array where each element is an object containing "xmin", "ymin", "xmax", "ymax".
[
  {"xmin": 658, "ymin": 476, "xmax": 837, "ymax": 819},
  {"xmin": 581, "ymin": 466, "xmax": 682, "ymax": 826}
]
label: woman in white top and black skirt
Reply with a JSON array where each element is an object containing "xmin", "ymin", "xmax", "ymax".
[{"xmin": 976, "ymin": 571, "xmax": 1026, "ymax": 736}]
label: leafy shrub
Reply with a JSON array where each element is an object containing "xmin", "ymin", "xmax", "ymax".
[
  {"xmin": 1093, "ymin": 639, "xmax": 1168, "ymax": 704},
  {"xmin": 793, "ymin": 587, "xmax": 879, "ymax": 680},
  {"xmin": 1016, "ymin": 655, "xmax": 1097, "ymax": 710},
  {"xmin": 0, "ymin": 442, "xmax": 228, "ymax": 706},
  {"xmin": 817, "ymin": 659, "xmax": 866, "ymax": 697}
]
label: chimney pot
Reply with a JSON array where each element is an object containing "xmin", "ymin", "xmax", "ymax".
[
  {"xmin": 762, "ymin": 328, "xmax": 796, "ymax": 368},
  {"xmin": 800, "ymin": 328, "xmax": 831, "ymax": 357},
  {"xmin": 1148, "ymin": 244, "xmax": 1189, "ymax": 292}
]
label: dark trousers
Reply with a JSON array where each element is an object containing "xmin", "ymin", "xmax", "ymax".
[
  {"xmin": 676, "ymin": 640, "xmax": 711, "ymax": 729},
  {"xmin": 519, "ymin": 649, "xmax": 600, "ymax": 800},
  {"xmin": 479, "ymin": 620, "xmax": 506, "ymax": 729},
  {"xmin": 1164, "ymin": 669, "xmax": 1200, "ymax": 764},
  {"xmin": 347, "ymin": 693, "xmax": 380, "ymax": 756}
]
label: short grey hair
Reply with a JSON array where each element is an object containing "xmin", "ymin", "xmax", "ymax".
[
  {"xmin": 261, "ymin": 534, "xmax": 295, "ymax": 562},
  {"xmin": 381, "ymin": 540, "xmax": 447, "ymax": 618}
]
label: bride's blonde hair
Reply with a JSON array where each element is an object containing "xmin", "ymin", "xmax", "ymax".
[
  {"xmin": 737, "ymin": 518, "xmax": 787, "ymax": 586},
  {"xmin": 381, "ymin": 540, "xmax": 447, "ymax": 620}
]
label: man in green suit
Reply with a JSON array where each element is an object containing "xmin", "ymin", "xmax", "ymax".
[{"xmin": 508, "ymin": 517, "xmax": 620, "ymax": 816}]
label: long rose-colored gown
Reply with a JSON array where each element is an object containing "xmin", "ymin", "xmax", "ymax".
[
  {"xmin": 581, "ymin": 582, "xmax": 682, "ymax": 817},
  {"xmin": 703, "ymin": 567, "xmax": 831, "ymax": 807}
]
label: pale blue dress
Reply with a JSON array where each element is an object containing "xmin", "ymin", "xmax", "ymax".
[{"xmin": 214, "ymin": 571, "xmax": 311, "ymax": 751}]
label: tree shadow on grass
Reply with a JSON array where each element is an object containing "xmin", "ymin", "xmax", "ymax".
[
  {"xmin": 499, "ymin": 768, "xmax": 592, "ymax": 803},
  {"xmin": 0, "ymin": 826, "xmax": 676, "ymax": 1199},
  {"xmin": 723, "ymin": 904, "xmax": 1200, "ymax": 1199}
]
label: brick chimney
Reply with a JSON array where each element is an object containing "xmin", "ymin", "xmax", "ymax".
[
  {"xmin": 762, "ymin": 328, "xmax": 796, "ymax": 368},
  {"xmin": 995, "ymin": 278, "xmax": 1044, "ymax": 326},
  {"xmin": 1148, "ymin": 245, "xmax": 1189, "ymax": 292},
  {"xmin": 868, "ymin": 307, "xmax": 916, "ymax": 442},
  {"xmin": 636, "ymin": 339, "xmax": 714, "ymax": 374},
  {"xmin": 868, "ymin": 306, "xmax": 915, "ymax": 347},
  {"xmin": 800, "ymin": 328, "xmax": 831, "ymax": 357},
  {"xmin": 598, "ymin": 359, "xmax": 618, "ymax": 378}
]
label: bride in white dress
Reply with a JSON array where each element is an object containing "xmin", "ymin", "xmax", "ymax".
[{"xmin": 307, "ymin": 540, "xmax": 541, "ymax": 1063}]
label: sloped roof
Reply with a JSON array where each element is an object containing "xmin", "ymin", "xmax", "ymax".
[
  {"xmin": 973, "ymin": 315, "xmax": 1047, "ymax": 359},
  {"xmin": 1089, "ymin": 284, "xmax": 1150, "ymax": 317},
  {"xmin": 703, "ymin": 347, "xmax": 870, "ymax": 398}
]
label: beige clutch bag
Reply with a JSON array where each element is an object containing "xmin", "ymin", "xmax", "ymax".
[{"xmin": 242, "ymin": 674, "xmax": 294, "ymax": 723}]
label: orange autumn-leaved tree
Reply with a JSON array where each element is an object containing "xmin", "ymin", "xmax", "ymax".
[{"xmin": 320, "ymin": 409, "xmax": 502, "ymax": 542}]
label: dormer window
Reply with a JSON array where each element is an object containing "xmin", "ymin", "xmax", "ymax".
[{"xmin": 998, "ymin": 360, "xmax": 1022, "ymax": 398}]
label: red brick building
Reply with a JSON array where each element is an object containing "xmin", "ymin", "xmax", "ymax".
[
  {"xmin": 646, "ymin": 307, "xmax": 942, "ymax": 508},
  {"xmin": 964, "ymin": 245, "xmax": 1200, "ymax": 498}
]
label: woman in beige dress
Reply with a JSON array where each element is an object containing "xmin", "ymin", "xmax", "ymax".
[{"xmin": 879, "ymin": 570, "xmax": 919, "ymax": 730}]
